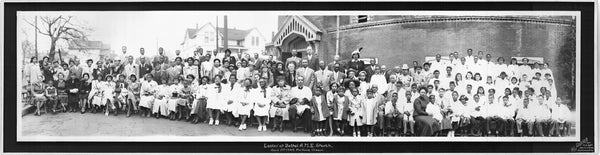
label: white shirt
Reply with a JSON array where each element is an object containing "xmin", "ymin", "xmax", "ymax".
[{"xmin": 291, "ymin": 86, "xmax": 313, "ymax": 101}]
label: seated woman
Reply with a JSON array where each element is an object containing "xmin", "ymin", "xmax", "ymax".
[
  {"xmin": 78, "ymin": 73, "xmax": 92, "ymax": 113},
  {"xmin": 269, "ymin": 76, "xmax": 292, "ymax": 132},
  {"xmin": 152, "ymin": 79, "xmax": 170, "ymax": 119},
  {"xmin": 103, "ymin": 75, "xmax": 117, "ymax": 116},
  {"xmin": 55, "ymin": 73, "xmax": 68, "ymax": 112},
  {"xmin": 253, "ymin": 78, "xmax": 271, "ymax": 131},
  {"xmin": 237, "ymin": 78, "xmax": 255, "ymax": 131},
  {"xmin": 31, "ymin": 75, "xmax": 47, "ymax": 116},
  {"xmin": 126, "ymin": 74, "xmax": 141, "ymax": 117},
  {"xmin": 139, "ymin": 74, "xmax": 158, "ymax": 117},
  {"xmin": 413, "ymin": 86, "xmax": 441, "ymax": 136}
]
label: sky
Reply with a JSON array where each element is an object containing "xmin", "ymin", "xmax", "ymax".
[{"xmin": 17, "ymin": 11, "xmax": 279, "ymax": 57}]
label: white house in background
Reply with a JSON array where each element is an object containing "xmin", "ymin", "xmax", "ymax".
[
  {"xmin": 180, "ymin": 23, "xmax": 266, "ymax": 58},
  {"xmin": 67, "ymin": 39, "xmax": 113, "ymax": 61}
]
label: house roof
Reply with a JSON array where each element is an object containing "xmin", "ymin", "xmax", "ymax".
[
  {"xmin": 68, "ymin": 40, "xmax": 110, "ymax": 50},
  {"xmin": 217, "ymin": 28, "xmax": 252, "ymax": 41},
  {"xmin": 184, "ymin": 23, "xmax": 254, "ymax": 41}
]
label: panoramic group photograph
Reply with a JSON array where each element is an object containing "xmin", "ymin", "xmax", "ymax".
[{"xmin": 16, "ymin": 11, "xmax": 579, "ymax": 141}]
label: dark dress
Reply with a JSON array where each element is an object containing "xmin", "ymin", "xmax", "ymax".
[
  {"xmin": 65, "ymin": 78, "xmax": 81, "ymax": 107},
  {"xmin": 413, "ymin": 95, "xmax": 441, "ymax": 136},
  {"xmin": 285, "ymin": 71, "xmax": 297, "ymax": 87},
  {"xmin": 348, "ymin": 60, "xmax": 365, "ymax": 72},
  {"xmin": 78, "ymin": 81, "xmax": 92, "ymax": 99}
]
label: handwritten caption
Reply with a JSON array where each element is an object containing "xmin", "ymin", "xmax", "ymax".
[{"xmin": 264, "ymin": 143, "xmax": 334, "ymax": 152}]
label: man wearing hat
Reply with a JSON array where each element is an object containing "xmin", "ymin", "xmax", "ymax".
[
  {"xmin": 348, "ymin": 48, "xmax": 365, "ymax": 72},
  {"xmin": 397, "ymin": 64, "xmax": 413, "ymax": 86}
]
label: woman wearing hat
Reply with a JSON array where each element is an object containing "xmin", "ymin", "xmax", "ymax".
[
  {"xmin": 269, "ymin": 76, "xmax": 292, "ymax": 132},
  {"xmin": 348, "ymin": 48, "xmax": 365, "ymax": 72}
]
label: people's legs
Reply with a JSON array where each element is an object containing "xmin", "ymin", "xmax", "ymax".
[
  {"xmin": 485, "ymin": 117, "xmax": 492, "ymax": 136},
  {"xmin": 506, "ymin": 119, "xmax": 515, "ymax": 136},
  {"xmin": 385, "ymin": 115, "xmax": 394, "ymax": 136},
  {"xmin": 301, "ymin": 109, "xmax": 312, "ymax": 132},
  {"xmin": 239, "ymin": 115, "xmax": 247, "ymax": 130},
  {"xmin": 215, "ymin": 110, "xmax": 221, "ymax": 125},
  {"xmin": 535, "ymin": 120, "xmax": 544, "ymax": 136},
  {"xmin": 526, "ymin": 121, "xmax": 534, "ymax": 136},
  {"xmin": 288, "ymin": 105, "xmax": 298, "ymax": 131}
]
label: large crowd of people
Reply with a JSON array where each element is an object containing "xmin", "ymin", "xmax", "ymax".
[{"xmin": 21, "ymin": 46, "xmax": 572, "ymax": 137}]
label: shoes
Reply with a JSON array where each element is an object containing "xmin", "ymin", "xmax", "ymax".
[
  {"xmin": 215, "ymin": 120, "xmax": 220, "ymax": 126},
  {"xmin": 262, "ymin": 125, "xmax": 267, "ymax": 131},
  {"xmin": 209, "ymin": 119, "xmax": 214, "ymax": 126},
  {"xmin": 105, "ymin": 112, "xmax": 109, "ymax": 116},
  {"xmin": 353, "ymin": 132, "xmax": 357, "ymax": 137},
  {"xmin": 239, "ymin": 125, "xmax": 244, "ymax": 131},
  {"xmin": 243, "ymin": 124, "xmax": 247, "ymax": 130},
  {"xmin": 357, "ymin": 131, "xmax": 361, "ymax": 137},
  {"xmin": 258, "ymin": 125, "xmax": 263, "ymax": 132}
]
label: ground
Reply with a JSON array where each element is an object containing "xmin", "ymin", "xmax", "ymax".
[{"xmin": 22, "ymin": 112, "xmax": 309, "ymax": 137}]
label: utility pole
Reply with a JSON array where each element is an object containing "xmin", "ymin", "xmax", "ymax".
[
  {"xmin": 35, "ymin": 16, "xmax": 38, "ymax": 58},
  {"xmin": 216, "ymin": 16, "xmax": 219, "ymax": 53},
  {"xmin": 336, "ymin": 15, "xmax": 340, "ymax": 57},
  {"xmin": 223, "ymin": 15, "xmax": 228, "ymax": 51}
]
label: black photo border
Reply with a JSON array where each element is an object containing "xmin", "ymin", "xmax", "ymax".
[{"xmin": 3, "ymin": 1, "xmax": 596, "ymax": 153}]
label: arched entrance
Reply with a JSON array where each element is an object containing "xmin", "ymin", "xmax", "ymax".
[
  {"xmin": 280, "ymin": 33, "xmax": 309, "ymax": 62},
  {"xmin": 272, "ymin": 16, "xmax": 322, "ymax": 62}
]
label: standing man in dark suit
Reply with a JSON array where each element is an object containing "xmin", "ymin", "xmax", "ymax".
[
  {"xmin": 138, "ymin": 57, "xmax": 153, "ymax": 78},
  {"xmin": 365, "ymin": 59, "xmax": 377, "ymax": 82},
  {"xmin": 305, "ymin": 46, "xmax": 319, "ymax": 71}
]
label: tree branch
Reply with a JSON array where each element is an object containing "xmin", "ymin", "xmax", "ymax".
[{"xmin": 23, "ymin": 19, "xmax": 50, "ymax": 36}]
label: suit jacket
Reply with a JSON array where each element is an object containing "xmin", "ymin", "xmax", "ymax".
[
  {"xmin": 365, "ymin": 65, "xmax": 377, "ymax": 82},
  {"xmin": 314, "ymin": 69, "xmax": 333, "ymax": 91},
  {"xmin": 306, "ymin": 56, "xmax": 319, "ymax": 71},
  {"xmin": 295, "ymin": 67, "xmax": 315, "ymax": 88},
  {"xmin": 331, "ymin": 71, "xmax": 347, "ymax": 84}
]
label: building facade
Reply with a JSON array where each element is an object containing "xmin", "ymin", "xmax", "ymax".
[
  {"xmin": 67, "ymin": 39, "xmax": 112, "ymax": 62},
  {"xmin": 272, "ymin": 15, "xmax": 576, "ymax": 101},
  {"xmin": 180, "ymin": 23, "xmax": 267, "ymax": 58}
]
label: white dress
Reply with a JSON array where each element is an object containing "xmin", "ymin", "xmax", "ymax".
[
  {"xmin": 139, "ymin": 80, "xmax": 157, "ymax": 109},
  {"xmin": 348, "ymin": 95, "xmax": 364, "ymax": 126},
  {"xmin": 168, "ymin": 84, "xmax": 184, "ymax": 112},
  {"xmin": 362, "ymin": 97, "xmax": 378, "ymax": 125},
  {"xmin": 314, "ymin": 96, "xmax": 326, "ymax": 121},
  {"xmin": 253, "ymin": 88, "xmax": 271, "ymax": 117},
  {"xmin": 205, "ymin": 83, "xmax": 225, "ymax": 110},
  {"xmin": 152, "ymin": 85, "xmax": 170, "ymax": 116},
  {"xmin": 90, "ymin": 80, "xmax": 104, "ymax": 106},
  {"xmin": 223, "ymin": 82, "xmax": 241, "ymax": 116},
  {"xmin": 237, "ymin": 88, "xmax": 254, "ymax": 116}
]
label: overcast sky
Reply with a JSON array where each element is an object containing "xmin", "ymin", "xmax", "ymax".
[{"xmin": 17, "ymin": 11, "xmax": 279, "ymax": 57}]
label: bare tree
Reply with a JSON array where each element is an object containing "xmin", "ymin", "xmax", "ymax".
[{"xmin": 25, "ymin": 15, "xmax": 91, "ymax": 62}]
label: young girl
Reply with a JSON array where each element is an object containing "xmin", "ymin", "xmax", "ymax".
[
  {"xmin": 206, "ymin": 75, "xmax": 225, "ymax": 126},
  {"xmin": 333, "ymin": 87, "xmax": 350, "ymax": 136},
  {"xmin": 326, "ymin": 83, "xmax": 340, "ymax": 136},
  {"xmin": 237, "ymin": 78, "xmax": 254, "ymax": 131},
  {"xmin": 55, "ymin": 73, "xmax": 68, "ymax": 112},
  {"xmin": 253, "ymin": 78, "xmax": 271, "ymax": 131},
  {"xmin": 152, "ymin": 78, "xmax": 170, "ymax": 119},
  {"xmin": 348, "ymin": 88, "xmax": 364, "ymax": 137},
  {"xmin": 362, "ymin": 88, "xmax": 379, "ymax": 137},
  {"xmin": 126, "ymin": 74, "xmax": 141, "ymax": 117},
  {"xmin": 31, "ymin": 75, "xmax": 47, "ymax": 115},
  {"xmin": 139, "ymin": 74, "xmax": 157, "ymax": 117},
  {"xmin": 311, "ymin": 87, "xmax": 329, "ymax": 136},
  {"xmin": 45, "ymin": 79, "xmax": 59, "ymax": 114},
  {"xmin": 79, "ymin": 73, "xmax": 92, "ymax": 113}
]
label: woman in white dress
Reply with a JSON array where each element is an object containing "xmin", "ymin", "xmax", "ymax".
[
  {"xmin": 223, "ymin": 74, "xmax": 242, "ymax": 126},
  {"xmin": 253, "ymin": 78, "xmax": 271, "ymax": 131},
  {"xmin": 152, "ymin": 79, "xmax": 170, "ymax": 118},
  {"xmin": 139, "ymin": 74, "xmax": 157, "ymax": 117},
  {"xmin": 89, "ymin": 74, "xmax": 104, "ymax": 113},
  {"xmin": 103, "ymin": 75, "xmax": 117, "ymax": 116},
  {"xmin": 206, "ymin": 75, "xmax": 224, "ymax": 126},
  {"xmin": 190, "ymin": 76, "xmax": 207, "ymax": 123},
  {"xmin": 237, "ymin": 78, "xmax": 254, "ymax": 131}
]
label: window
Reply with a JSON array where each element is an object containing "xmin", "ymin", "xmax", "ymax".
[
  {"xmin": 358, "ymin": 15, "xmax": 368, "ymax": 23},
  {"xmin": 210, "ymin": 32, "xmax": 215, "ymax": 41},
  {"xmin": 204, "ymin": 32, "xmax": 209, "ymax": 43}
]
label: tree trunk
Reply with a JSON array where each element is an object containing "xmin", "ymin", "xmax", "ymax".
[{"xmin": 48, "ymin": 38, "xmax": 57, "ymax": 62}]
